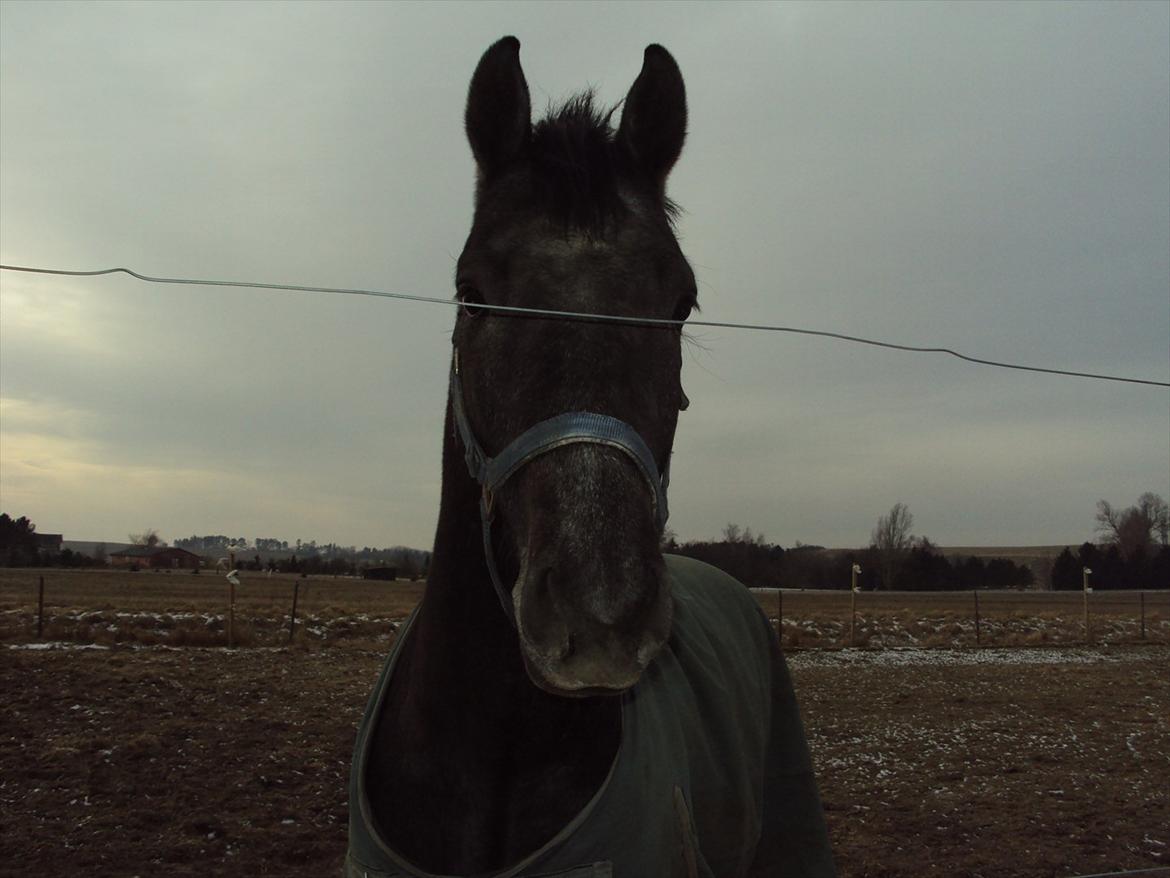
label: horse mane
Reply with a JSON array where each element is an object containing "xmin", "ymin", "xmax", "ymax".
[{"xmin": 529, "ymin": 91, "xmax": 679, "ymax": 234}]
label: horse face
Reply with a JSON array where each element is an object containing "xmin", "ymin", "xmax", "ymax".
[{"xmin": 453, "ymin": 38, "xmax": 695, "ymax": 696}]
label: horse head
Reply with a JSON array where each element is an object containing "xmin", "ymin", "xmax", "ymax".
[{"xmin": 452, "ymin": 37, "xmax": 696, "ymax": 696}]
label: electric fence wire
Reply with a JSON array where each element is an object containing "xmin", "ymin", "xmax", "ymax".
[{"xmin": 2, "ymin": 263, "xmax": 1167, "ymax": 389}]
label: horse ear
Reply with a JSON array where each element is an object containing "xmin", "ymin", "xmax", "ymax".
[
  {"xmin": 465, "ymin": 36, "xmax": 531, "ymax": 178},
  {"xmin": 616, "ymin": 45, "xmax": 687, "ymax": 188}
]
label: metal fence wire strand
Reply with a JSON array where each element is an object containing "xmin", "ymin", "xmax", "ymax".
[{"xmin": 2, "ymin": 263, "xmax": 1168, "ymax": 388}]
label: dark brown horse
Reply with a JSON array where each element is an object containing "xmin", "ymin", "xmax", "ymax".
[{"xmin": 347, "ymin": 37, "xmax": 835, "ymax": 878}]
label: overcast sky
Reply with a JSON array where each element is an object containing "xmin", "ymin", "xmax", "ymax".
[{"xmin": 2, "ymin": 1, "xmax": 1167, "ymax": 552}]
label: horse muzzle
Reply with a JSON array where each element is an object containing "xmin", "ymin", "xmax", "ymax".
[{"xmin": 513, "ymin": 546, "xmax": 673, "ymax": 696}]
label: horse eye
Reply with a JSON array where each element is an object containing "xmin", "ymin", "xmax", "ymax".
[{"xmin": 457, "ymin": 283, "xmax": 485, "ymax": 318}]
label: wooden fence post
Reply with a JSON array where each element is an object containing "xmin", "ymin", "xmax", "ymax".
[
  {"xmin": 37, "ymin": 575, "xmax": 45, "ymax": 639},
  {"xmin": 973, "ymin": 590, "xmax": 981, "ymax": 646},
  {"xmin": 289, "ymin": 580, "xmax": 300, "ymax": 644},
  {"xmin": 1140, "ymin": 591, "xmax": 1145, "ymax": 641}
]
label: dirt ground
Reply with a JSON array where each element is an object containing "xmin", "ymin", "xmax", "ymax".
[
  {"xmin": 790, "ymin": 647, "xmax": 1169, "ymax": 877},
  {"xmin": 2, "ymin": 640, "xmax": 1166, "ymax": 877}
]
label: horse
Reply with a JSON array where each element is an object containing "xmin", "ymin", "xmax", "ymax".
[{"xmin": 346, "ymin": 37, "xmax": 836, "ymax": 878}]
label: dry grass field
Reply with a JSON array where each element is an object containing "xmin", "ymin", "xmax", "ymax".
[
  {"xmin": 2, "ymin": 567, "xmax": 1166, "ymax": 650},
  {"xmin": 2, "ymin": 567, "xmax": 1168, "ymax": 877},
  {"xmin": 0, "ymin": 568, "xmax": 423, "ymax": 649}
]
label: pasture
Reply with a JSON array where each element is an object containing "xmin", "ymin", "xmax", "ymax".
[
  {"xmin": 2, "ymin": 567, "xmax": 1166, "ymax": 650},
  {"xmin": 2, "ymin": 568, "xmax": 1168, "ymax": 876}
]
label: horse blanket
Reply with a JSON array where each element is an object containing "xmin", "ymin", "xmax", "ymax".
[{"xmin": 346, "ymin": 554, "xmax": 836, "ymax": 877}]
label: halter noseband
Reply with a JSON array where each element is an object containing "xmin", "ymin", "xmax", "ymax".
[{"xmin": 449, "ymin": 348, "xmax": 678, "ymax": 625}]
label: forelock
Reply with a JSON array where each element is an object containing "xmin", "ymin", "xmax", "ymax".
[{"xmin": 529, "ymin": 92, "xmax": 677, "ymax": 235}]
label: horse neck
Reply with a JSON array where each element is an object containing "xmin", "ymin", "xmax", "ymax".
[
  {"xmin": 403, "ymin": 403, "xmax": 526, "ymax": 714},
  {"xmin": 368, "ymin": 398, "xmax": 621, "ymax": 870}
]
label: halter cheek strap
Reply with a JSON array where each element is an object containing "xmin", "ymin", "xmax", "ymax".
[{"xmin": 449, "ymin": 348, "xmax": 674, "ymax": 625}]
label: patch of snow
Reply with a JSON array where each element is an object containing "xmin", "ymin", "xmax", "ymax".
[
  {"xmin": 7, "ymin": 642, "xmax": 110, "ymax": 651},
  {"xmin": 787, "ymin": 646, "xmax": 1137, "ymax": 669}
]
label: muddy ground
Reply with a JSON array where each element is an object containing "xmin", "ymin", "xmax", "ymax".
[{"xmin": 2, "ymin": 641, "xmax": 1166, "ymax": 877}]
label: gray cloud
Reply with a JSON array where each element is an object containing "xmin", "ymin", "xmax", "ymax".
[{"xmin": 2, "ymin": 1, "xmax": 1166, "ymax": 551}]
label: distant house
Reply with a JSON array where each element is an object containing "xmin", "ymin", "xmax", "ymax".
[{"xmin": 109, "ymin": 546, "xmax": 202, "ymax": 570}]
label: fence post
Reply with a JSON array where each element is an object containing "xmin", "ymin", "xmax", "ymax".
[
  {"xmin": 289, "ymin": 579, "xmax": 300, "ymax": 644},
  {"xmin": 37, "ymin": 575, "xmax": 45, "ymax": 639},
  {"xmin": 850, "ymin": 564, "xmax": 860, "ymax": 647},
  {"xmin": 850, "ymin": 589, "xmax": 857, "ymax": 647},
  {"xmin": 973, "ymin": 590, "xmax": 981, "ymax": 646},
  {"xmin": 1140, "ymin": 591, "xmax": 1145, "ymax": 641},
  {"xmin": 227, "ymin": 552, "xmax": 237, "ymax": 648},
  {"xmin": 1082, "ymin": 567, "xmax": 1092, "ymax": 643},
  {"xmin": 847, "ymin": 564, "xmax": 865, "ymax": 646}
]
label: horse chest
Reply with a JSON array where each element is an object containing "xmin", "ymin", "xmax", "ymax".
[{"xmin": 347, "ymin": 557, "xmax": 820, "ymax": 878}]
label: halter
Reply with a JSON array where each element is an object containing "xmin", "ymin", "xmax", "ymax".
[{"xmin": 449, "ymin": 347, "xmax": 682, "ymax": 625}]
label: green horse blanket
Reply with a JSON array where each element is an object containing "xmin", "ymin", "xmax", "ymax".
[{"xmin": 347, "ymin": 554, "xmax": 836, "ymax": 877}]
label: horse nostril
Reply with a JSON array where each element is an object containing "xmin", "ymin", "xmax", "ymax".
[
  {"xmin": 519, "ymin": 565, "xmax": 573, "ymax": 658},
  {"xmin": 561, "ymin": 633, "xmax": 575, "ymax": 661}
]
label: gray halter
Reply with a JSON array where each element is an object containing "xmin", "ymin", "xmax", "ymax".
[{"xmin": 449, "ymin": 348, "xmax": 679, "ymax": 624}]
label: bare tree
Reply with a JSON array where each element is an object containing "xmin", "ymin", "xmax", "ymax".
[
  {"xmin": 741, "ymin": 526, "xmax": 766, "ymax": 547},
  {"xmin": 720, "ymin": 523, "xmax": 766, "ymax": 546},
  {"xmin": 1096, "ymin": 493, "xmax": 1169, "ymax": 560},
  {"xmin": 1140, "ymin": 493, "xmax": 1170, "ymax": 546},
  {"xmin": 128, "ymin": 528, "xmax": 163, "ymax": 548},
  {"xmin": 870, "ymin": 503, "xmax": 915, "ymax": 589}
]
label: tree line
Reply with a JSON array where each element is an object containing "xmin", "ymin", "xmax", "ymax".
[
  {"xmin": 4, "ymin": 490, "xmax": 1166, "ymax": 590},
  {"xmin": 1046, "ymin": 492, "xmax": 1170, "ymax": 590},
  {"xmin": 666, "ymin": 491, "xmax": 1168, "ymax": 592},
  {"xmin": 1050, "ymin": 543, "xmax": 1170, "ymax": 591},
  {"xmin": 0, "ymin": 515, "xmax": 431, "ymax": 578},
  {"xmin": 667, "ymin": 529, "xmax": 1034, "ymax": 592}
]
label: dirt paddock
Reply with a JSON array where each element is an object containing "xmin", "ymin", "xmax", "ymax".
[{"xmin": 3, "ymin": 638, "xmax": 1166, "ymax": 878}]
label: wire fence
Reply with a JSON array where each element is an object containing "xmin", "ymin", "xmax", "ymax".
[
  {"xmin": 2, "ymin": 569, "xmax": 1166, "ymax": 651},
  {"xmin": 3, "ymin": 263, "xmax": 1168, "ymax": 388},
  {"xmin": 0, "ymin": 569, "xmax": 421, "ymax": 649},
  {"xmin": 752, "ymin": 587, "xmax": 1170, "ymax": 650}
]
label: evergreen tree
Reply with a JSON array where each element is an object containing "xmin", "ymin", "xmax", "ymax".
[
  {"xmin": 0, "ymin": 514, "xmax": 39, "ymax": 566},
  {"xmin": 1051, "ymin": 548, "xmax": 1081, "ymax": 591}
]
